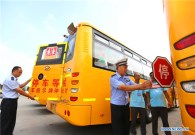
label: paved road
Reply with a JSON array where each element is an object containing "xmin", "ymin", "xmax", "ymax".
[{"xmin": 0, "ymin": 96, "xmax": 183, "ymax": 135}]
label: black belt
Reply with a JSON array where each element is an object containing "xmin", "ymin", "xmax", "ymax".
[
  {"xmin": 3, "ymin": 98, "xmax": 18, "ymax": 100},
  {"xmin": 111, "ymin": 103, "xmax": 129, "ymax": 108}
]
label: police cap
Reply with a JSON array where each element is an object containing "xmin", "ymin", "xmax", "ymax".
[{"xmin": 115, "ymin": 58, "xmax": 128, "ymax": 66}]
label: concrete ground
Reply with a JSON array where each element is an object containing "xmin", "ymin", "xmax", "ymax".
[{"xmin": 0, "ymin": 96, "xmax": 183, "ymax": 135}]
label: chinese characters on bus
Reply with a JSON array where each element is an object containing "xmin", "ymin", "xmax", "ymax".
[{"xmin": 31, "ymin": 78, "xmax": 66, "ymax": 94}]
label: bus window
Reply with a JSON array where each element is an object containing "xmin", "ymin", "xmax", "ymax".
[
  {"xmin": 128, "ymin": 56, "xmax": 143, "ymax": 75},
  {"xmin": 93, "ymin": 40, "xmax": 123, "ymax": 71},
  {"xmin": 36, "ymin": 44, "xmax": 65, "ymax": 65},
  {"xmin": 133, "ymin": 54, "xmax": 140, "ymax": 61},
  {"xmin": 147, "ymin": 62, "xmax": 151, "ymax": 67},
  {"xmin": 94, "ymin": 34, "xmax": 109, "ymax": 45},
  {"xmin": 124, "ymin": 50, "xmax": 133, "ymax": 57},
  {"xmin": 110, "ymin": 42, "xmax": 121, "ymax": 51},
  {"xmin": 141, "ymin": 59, "xmax": 147, "ymax": 65},
  {"xmin": 125, "ymin": 55, "xmax": 134, "ymax": 76},
  {"xmin": 143, "ymin": 65, "xmax": 151, "ymax": 79},
  {"xmin": 142, "ymin": 59, "xmax": 152, "ymax": 80},
  {"xmin": 127, "ymin": 70, "xmax": 134, "ymax": 76},
  {"xmin": 66, "ymin": 33, "xmax": 76, "ymax": 62}
]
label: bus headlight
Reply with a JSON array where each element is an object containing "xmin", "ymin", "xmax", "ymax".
[
  {"xmin": 177, "ymin": 55, "xmax": 195, "ymax": 70},
  {"xmin": 181, "ymin": 81, "xmax": 195, "ymax": 92}
]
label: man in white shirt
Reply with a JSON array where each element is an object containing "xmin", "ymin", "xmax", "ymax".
[{"xmin": 1, "ymin": 66, "xmax": 35, "ymax": 135}]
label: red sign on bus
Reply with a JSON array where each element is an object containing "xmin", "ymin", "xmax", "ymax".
[
  {"xmin": 152, "ymin": 56, "xmax": 174, "ymax": 87},
  {"xmin": 45, "ymin": 47, "xmax": 57, "ymax": 56}
]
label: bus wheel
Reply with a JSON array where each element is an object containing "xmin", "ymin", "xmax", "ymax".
[{"xmin": 145, "ymin": 108, "xmax": 152, "ymax": 123}]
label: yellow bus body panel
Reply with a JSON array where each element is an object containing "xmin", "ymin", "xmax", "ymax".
[
  {"xmin": 29, "ymin": 42, "xmax": 67, "ymax": 105},
  {"xmin": 164, "ymin": 0, "xmax": 195, "ymax": 134},
  {"xmin": 29, "ymin": 64, "xmax": 63, "ymax": 105}
]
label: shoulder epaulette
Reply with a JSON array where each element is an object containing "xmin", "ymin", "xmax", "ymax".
[{"xmin": 111, "ymin": 74, "xmax": 116, "ymax": 77}]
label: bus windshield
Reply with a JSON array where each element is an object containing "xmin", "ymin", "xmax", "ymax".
[{"xmin": 36, "ymin": 44, "xmax": 65, "ymax": 65}]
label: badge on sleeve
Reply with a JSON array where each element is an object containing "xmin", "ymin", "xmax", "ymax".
[{"xmin": 124, "ymin": 78, "xmax": 130, "ymax": 83}]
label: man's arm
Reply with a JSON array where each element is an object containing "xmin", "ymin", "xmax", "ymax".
[
  {"xmin": 118, "ymin": 80, "xmax": 152, "ymax": 91},
  {"xmin": 146, "ymin": 92, "xmax": 151, "ymax": 109},
  {"xmin": 16, "ymin": 87, "xmax": 34, "ymax": 100},
  {"xmin": 164, "ymin": 91, "xmax": 172, "ymax": 108},
  {"xmin": 19, "ymin": 78, "xmax": 31, "ymax": 88}
]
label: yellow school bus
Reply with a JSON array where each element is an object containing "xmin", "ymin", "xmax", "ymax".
[
  {"xmin": 46, "ymin": 22, "xmax": 156, "ymax": 126},
  {"xmin": 164, "ymin": 0, "xmax": 195, "ymax": 134},
  {"xmin": 29, "ymin": 42, "xmax": 68, "ymax": 105}
]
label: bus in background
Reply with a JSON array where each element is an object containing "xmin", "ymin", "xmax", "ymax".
[
  {"xmin": 164, "ymin": 0, "xmax": 195, "ymax": 134},
  {"xmin": 46, "ymin": 22, "xmax": 161, "ymax": 126},
  {"xmin": 29, "ymin": 42, "xmax": 68, "ymax": 105}
]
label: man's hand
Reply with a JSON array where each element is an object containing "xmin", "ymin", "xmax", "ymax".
[
  {"xmin": 29, "ymin": 96, "xmax": 35, "ymax": 100},
  {"xmin": 147, "ymin": 103, "xmax": 151, "ymax": 109},
  {"xmin": 16, "ymin": 88, "xmax": 35, "ymax": 100},
  {"xmin": 167, "ymin": 101, "xmax": 172, "ymax": 108},
  {"xmin": 28, "ymin": 78, "xmax": 32, "ymax": 82},
  {"xmin": 142, "ymin": 80, "xmax": 152, "ymax": 89}
]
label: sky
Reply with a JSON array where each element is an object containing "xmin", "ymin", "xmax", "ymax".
[{"xmin": 0, "ymin": 0, "xmax": 170, "ymax": 83}]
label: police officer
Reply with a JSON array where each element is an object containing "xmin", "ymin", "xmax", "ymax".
[
  {"xmin": 110, "ymin": 58, "xmax": 152, "ymax": 135},
  {"xmin": 146, "ymin": 72, "xmax": 172, "ymax": 135},
  {"xmin": 1, "ymin": 66, "xmax": 35, "ymax": 135}
]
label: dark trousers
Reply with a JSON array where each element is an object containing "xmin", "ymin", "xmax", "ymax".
[
  {"xmin": 111, "ymin": 103, "xmax": 130, "ymax": 135},
  {"xmin": 1, "ymin": 98, "xmax": 18, "ymax": 135},
  {"xmin": 130, "ymin": 107, "xmax": 146, "ymax": 135},
  {"xmin": 151, "ymin": 107, "xmax": 171, "ymax": 135}
]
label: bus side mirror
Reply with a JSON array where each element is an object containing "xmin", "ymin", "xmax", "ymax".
[{"xmin": 67, "ymin": 22, "xmax": 77, "ymax": 35}]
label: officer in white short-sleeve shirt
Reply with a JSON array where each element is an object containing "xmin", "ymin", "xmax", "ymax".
[{"xmin": 1, "ymin": 66, "xmax": 35, "ymax": 135}]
